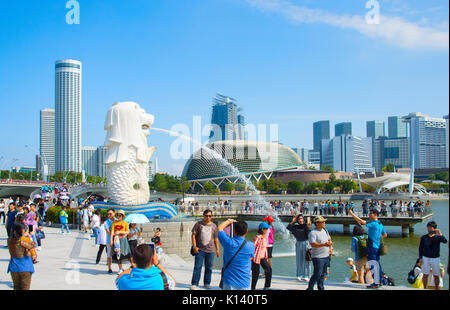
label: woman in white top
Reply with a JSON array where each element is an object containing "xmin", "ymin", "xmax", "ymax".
[{"xmin": 95, "ymin": 221, "xmax": 107, "ymax": 264}]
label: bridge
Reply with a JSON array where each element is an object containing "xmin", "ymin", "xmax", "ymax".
[
  {"xmin": 0, "ymin": 180, "xmax": 50, "ymax": 198},
  {"xmin": 184, "ymin": 208, "xmax": 433, "ymax": 237}
]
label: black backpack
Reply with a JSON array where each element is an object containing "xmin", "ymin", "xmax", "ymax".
[{"xmin": 407, "ymin": 266, "xmax": 418, "ymax": 284}]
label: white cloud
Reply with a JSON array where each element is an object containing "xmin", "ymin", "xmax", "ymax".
[{"xmin": 245, "ymin": 0, "xmax": 449, "ymax": 51}]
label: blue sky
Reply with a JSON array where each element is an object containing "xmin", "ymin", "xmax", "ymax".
[{"xmin": 0, "ymin": 0, "xmax": 448, "ymax": 175}]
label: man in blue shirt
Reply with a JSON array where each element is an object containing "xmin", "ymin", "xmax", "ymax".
[
  {"xmin": 349, "ymin": 209, "xmax": 387, "ymax": 288},
  {"xmin": 6, "ymin": 203, "xmax": 17, "ymax": 238},
  {"xmin": 116, "ymin": 244, "xmax": 175, "ymax": 290},
  {"xmin": 217, "ymin": 219, "xmax": 255, "ymax": 290}
]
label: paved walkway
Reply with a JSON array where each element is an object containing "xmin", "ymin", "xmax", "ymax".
[{"xmin": 0, "ymin": 224, "xmax": 412, "ymax": 290}]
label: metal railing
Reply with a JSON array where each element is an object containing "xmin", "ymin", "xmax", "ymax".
[{"xmin": 174, "ymin": 204, "xmax": 433, "ymax": 219}]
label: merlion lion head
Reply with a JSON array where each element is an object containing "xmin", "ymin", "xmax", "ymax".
[{"xmin": 104, "ymin": 102, "xmax": 156, "ymax": 164}]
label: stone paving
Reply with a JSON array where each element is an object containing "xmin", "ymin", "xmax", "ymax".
[{"xmin": 0, "ymin": 224, "xmax": 413, "ymax": 290}]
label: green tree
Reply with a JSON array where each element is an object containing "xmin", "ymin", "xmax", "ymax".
[
  {"xmin": 204, "ymin": 182, "xmax": 215, "ymax": 193},
  {"xmin": 287, "ymin": 180, "xmax": 304, "ymax": 194},
  {"xmin": 321, "ymin": 165, "xmax": 335, "ymax": 173},
  {"xmin": 151, "ymin": 174, "xmax": 168, "ymax": 192},
  {"xmin": 382, "ymin": 163, "xmax": 395, "ymax": 172},
  {"xmin": 428, "ymin": 174, "xmax": 436, "ymax": 181},
  {"xmin": 235, "ymin": 183, "xmax": 245, "ymax": 192},
  {"xmin": 325, "ymin": 182, "xmax": 335, "ymax": 194},
  {"xmin": 224, "ymin": 182, "xmax": 235, "ymax": 192}
]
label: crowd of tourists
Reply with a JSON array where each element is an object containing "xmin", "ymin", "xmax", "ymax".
[
  {"xmin": 2, "ymin": 192, "xmax": 447, "ymax": 291},
  {"xmin": 175, "ymin": 198, "xmax": 432, "ymax": 219}
]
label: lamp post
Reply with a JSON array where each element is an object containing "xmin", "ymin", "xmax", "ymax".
[
  {"xmin": 9, "ymin": 159, "xmax": 18, "ymax": 180},
  {"xmin": 25, "ymin": 145, "xmax": 49, "ymax": 182}
]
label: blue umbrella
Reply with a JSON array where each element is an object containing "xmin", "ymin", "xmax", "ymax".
[{"xmin": 124, "ymin": 213, "xmax": 150, "ymax": 224}]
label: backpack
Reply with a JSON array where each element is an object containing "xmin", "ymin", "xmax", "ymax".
[
  {"xmin": 407, "ymin": 267, "xmax": 418, "ymax": 284},
  {"xmin": 356, "ymin": 235, "xmax": 368, "ymax": 259}
]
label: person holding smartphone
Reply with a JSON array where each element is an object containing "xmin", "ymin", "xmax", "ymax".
[{"xmin": 419, "ymin": 221, "xmax": 447, "ymax": 289}]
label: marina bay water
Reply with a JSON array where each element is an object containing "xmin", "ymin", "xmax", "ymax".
[{"xmin": 213, "ymin": 199, "xmax": 449, "ymax": 289}]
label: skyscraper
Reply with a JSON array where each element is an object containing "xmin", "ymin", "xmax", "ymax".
[
  {"xmin": 313, "ymin": 121, "xmax": 330, "ymax": 152},
  {"xmin": 40, "ymin": 108, "xmax": 55, "ymax": 176},
  {"xmin": 388, "ymin": 116, "xmax": 407, "ymax": 138},
  {"xmin": 366, "ymin": 120, "xmax": 385, "ymax": 139},
  {"xmin": 373, "ymin": 137, "xmax": 410, "ymax": 171},
  {"xmin": 335, "ymin": 122, "xmax": 352, "ymax": 137},
  {"xmin": 210, "ymin": 93, "xmax": 244, "ymax": 142},
  {"xmin": 97, "ymin": 146, "xmax": 108, "ymax": 178},
  {"xmin": 55, "ymin": 59, "xmax": 82, "ymax": 172},
  {"xmin": 81, "ymin": 146, "xmax": 98, "ymax": 176},
  {"xmin": 445, "ymin": 115, "xmax": 449, "ymax": 168},
  {"xmin": 321, "ymin": 135, "xmax": 373, "ymax": 173},
  {"xmin": 403, "ymin": 112, "xmax": 447, "ymax": 169}
]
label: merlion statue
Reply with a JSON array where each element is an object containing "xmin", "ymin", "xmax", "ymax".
[{"xmin": 103, "ymin": 102, "xmax": 156, "ymax": 205}]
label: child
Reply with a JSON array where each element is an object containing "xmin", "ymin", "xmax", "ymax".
[
  {"xmin": 22, "ymin": 229, "xmax": 38, "ymax": 264},
  {"xmin": 59, "ymin": 207, "xmax": 70, "ymax": 234},
  {"xmin": 412, "ymin": 258, "xmax": 424, "ymax": 289},
  {"xmin": 251, "ymin": 222, "xmax": 272, "ymax": 290},
  {"xmin": 346, "ymin": 258, "xmax": 358, "ymax": 283}
]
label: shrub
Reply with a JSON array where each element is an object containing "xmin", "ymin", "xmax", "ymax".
[{"xmin": 46, "ymin": 206, "xmax": 108, "ymax": 224}]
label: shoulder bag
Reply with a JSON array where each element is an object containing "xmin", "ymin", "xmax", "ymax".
[{"xmin": 219, "ymin": 240, "xmax": 247, "ymax": 289}]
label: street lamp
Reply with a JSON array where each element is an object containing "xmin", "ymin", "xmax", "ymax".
[
  {"xmin": 9, "ymin": 158, "xmax": 18, "ymax": 180},
  {"xmin": 25, "ymin": 145, "xmax": 48, "ymax": 182}
]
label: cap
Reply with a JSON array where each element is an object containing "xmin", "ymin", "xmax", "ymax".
[
  {"xmin": 313, "ymin": 216, "xmax": 327, "ymax": 223},
  {"xmin": 259, "ymin": 222, "xmax": 271, "ymax": 230},
  {"xmin": 346, "ymin": 257, "xmax": 354, "ymax": 262},
  {"xmin": 262, "ymin": 215, "xmax": 274, "ymax": 223}
]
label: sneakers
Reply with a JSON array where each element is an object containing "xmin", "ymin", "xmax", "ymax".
[
  {"xmin": 297, "ymin": 277, "xmax": 302, "ymax": 282},
  {"xmin": 204, "ymin": 285, "xmax": 211, "ymax": 289},
  {"xmin": 367, "ymin": 283, "xmax": 379, "ymax": 289},
  {"xmin": 118, "ymin": 269, "xmax": 124, "ymax": 275},
  {"xmin": 303, "ymin": 277, "xmax": 310, "ymax": 282},
  {"xmin": 108, "ymin": 269, "xmax": 113, "ymax": 274},
  {"xmin": 190, "ymin": 285, "xmax": 198, "ymax": 290}
]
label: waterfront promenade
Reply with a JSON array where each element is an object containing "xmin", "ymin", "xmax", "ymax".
[{"xmin": 0, "ymin": 225, "xmax": 414, "ymax": 290}]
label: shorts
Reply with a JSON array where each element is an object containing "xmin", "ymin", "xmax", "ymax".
[
  {"xmin": 106, "ymin": 243, "xmax": 113, "ymax": 258},
  {"xmin": 422, "ymin": 257, "xmax": 440, "ymax": 276},
  {"xmin": 355, "ymin": 257, "xmax": 368, "ymax": 273},
  {"xmin": 83, "ymin": 218, "xmax": 89, "ymax": 227},
  {"xmin": 267, "ymin": 246, "xmax": 273, "ymax": 259}
]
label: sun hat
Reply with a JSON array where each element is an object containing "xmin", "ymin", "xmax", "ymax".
[
  {"xmin": 259, "ymin": 222, "xmax": 271, "ymax": 230},
  {"xmin": 313, "ymin": 216, "xmax": 327, "ymax": 223},
  {"xmin": 346, "ymin": 257, "xmax": 354, "ymax": 262},
  {"xmin": 262, "ymin": 215, "xmax": 274, "ymax": 223},
  {"xmin": 116, "ymin": 210, "xmax": 126, "ymax": 216}
]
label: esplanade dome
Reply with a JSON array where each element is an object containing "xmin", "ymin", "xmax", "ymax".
[{"xmin": 182, "ymin": 140, "xmax": 303, "ymax": 180}]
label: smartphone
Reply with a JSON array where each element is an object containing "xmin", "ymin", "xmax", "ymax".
[{"xmin": 224, "ymin": 223, "xmax": 234, "ymax": 237}]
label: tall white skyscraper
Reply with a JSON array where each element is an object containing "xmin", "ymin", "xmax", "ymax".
[
  {"xmin": 403, "ymin": 112, "xmax": 447, "ymax": 169},
  {"xmin": 40, "ymin": 108, "xmax": 55, "ymax": 175},
  {"xmin": 55, "ymin": 59, "xmax": 82, "ymax": 172},
  {"xmin": 444, "ymin": 114, "xmax": 449, "ymax": 168},
  {"xmin": 321, "ymin": 135, "xmax": 373, "ymax": 173}
]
